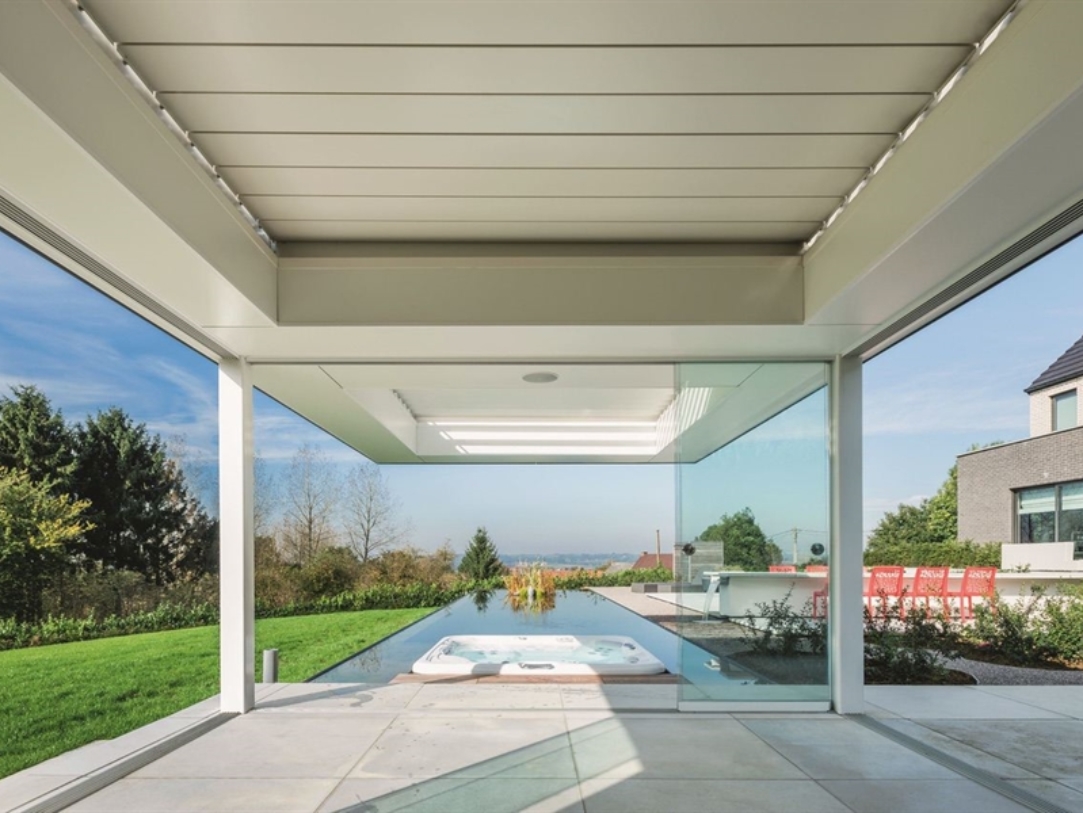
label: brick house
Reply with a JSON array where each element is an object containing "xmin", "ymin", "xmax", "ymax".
[{"xmin": 957, "ymin": 333, "xmax": 1083, "ymax": 570}]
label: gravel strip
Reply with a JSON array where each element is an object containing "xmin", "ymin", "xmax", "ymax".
[{"xmin": 946, "ymin": 656, "xmax": 1083, "ymax": 686}]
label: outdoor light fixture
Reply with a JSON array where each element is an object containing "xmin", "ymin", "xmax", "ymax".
[{"xmin": 522, "ymin": 372, "xmax": 559, "ymax": 384}]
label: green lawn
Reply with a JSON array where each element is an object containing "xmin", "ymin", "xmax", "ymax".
[{"xmin": 0, "ymin": 607, "xmax": 434, "ymax": 778}]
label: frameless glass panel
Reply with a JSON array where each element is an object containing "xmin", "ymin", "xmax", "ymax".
[
  {"xmin": 673, "ymin": 362, "xmax": 830, "ymax": 706},
  {"xmin": 1053, "ymin": 390, "xmax": 1078, "ymax": 431},
  {"xmin": 1059, "ymin": 482, "xmax": 1083, "ymax": 552},
  {"xmin": 1018, "ymin": 486, "xmax": 1056, "ymax": 543}
]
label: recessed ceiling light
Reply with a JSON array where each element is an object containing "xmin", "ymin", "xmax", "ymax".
[{"xmin": 522, "ymin": 372, "xmax": 559, "ymax": 384}]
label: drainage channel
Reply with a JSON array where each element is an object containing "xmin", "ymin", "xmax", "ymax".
[{"xmin": 852, "ymin": 715, "xmax": 1073, "ymax": 813}]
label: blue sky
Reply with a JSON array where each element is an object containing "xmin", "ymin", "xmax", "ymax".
[{"xmin": 1, "ymin": 229, "xmax": 1081, "ymax": 555}]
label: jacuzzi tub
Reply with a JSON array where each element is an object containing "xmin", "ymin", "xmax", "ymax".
[{"xmin": 412, "ymin": 634, "xmax": 666, "ymax": 676}]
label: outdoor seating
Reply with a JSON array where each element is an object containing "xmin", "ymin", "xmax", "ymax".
[
  {"xmin": 768, "ymin": 564, "xmax": 797, "ymax": 572},
  {"xmin": 947, "ymin": 566, "xmax": 998, "ymax": 622},
  {"xmin": 810, "ymin": 568, "xmax": 829, "ymax": 618},
  {"xmin": 905, "ymin": 566, "xmax": 950, "ymax": 617},
  {"xmin": 863, "ymin": 566, "xmax": 905, "ymax": 616}
]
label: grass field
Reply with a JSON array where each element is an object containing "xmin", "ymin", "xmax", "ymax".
[{"xmin": 0, "ymin": 607, "xmax": 434, "ymax": 779}]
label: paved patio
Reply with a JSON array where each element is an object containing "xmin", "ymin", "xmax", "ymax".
[{"xmin": 5, "ymin": 683, "xmax": 1083, "ymax": 813}]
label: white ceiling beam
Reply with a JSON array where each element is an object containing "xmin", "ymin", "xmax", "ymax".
[
  {"xmin": 85, "ymin": 1, "xmax": 1010, "ymax": 46},
  {"xmin": 277, "ymin": 243, "xmax": 803, "ymax": 327},
  {"xmin": 804, "ymin": 0, "xmax": 1083, "ymax": 336},
  {"xmin": 0, "ymin": 0, "xmax": 277, "ymax": 326}
]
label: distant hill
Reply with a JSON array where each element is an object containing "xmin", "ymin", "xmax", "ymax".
[{"xmin": 498, "ymin": 552, "xmax": 640, "ymax": 569}]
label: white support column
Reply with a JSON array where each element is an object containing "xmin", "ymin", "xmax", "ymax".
[
  {"xmin": 829, "ymin": 355, "xmax": 864, "ymax": 714},
  {"xmin": 219, "ymin": 359, "xmax": 255, "ymax": 713}
]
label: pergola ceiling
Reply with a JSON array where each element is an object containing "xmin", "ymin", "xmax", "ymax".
[{"xmin": 84, "ymin": 0, "xmax": 1011, "ymax": 244}]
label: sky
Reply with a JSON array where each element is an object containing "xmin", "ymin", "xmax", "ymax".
[{"xmin": 1, "ymin": 228, "xmax": 1081, "ymax": 556}]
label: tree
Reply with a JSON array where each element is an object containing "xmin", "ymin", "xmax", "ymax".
[
  {"xmin": 278, "ymin": 443, "xmax": 339, "ymax": 564},
  {"xmin": 696, "ymin": 508, "xmax": 781, "ymax": 571},
  {"xmin": 342, "ymin": 462, "xmax": 409, "ymax": 563},
  {"xmin": 0, "ymin": 467, "xmax": 91, "ymax": 621},
  {"xmin": 0, "ymin": 385, "xmax": 75, "ymax": 490},
  {"xmin": 71, "ymin": 408, "xmax": 212, "ymax": 584},
  {"xmin": 458, "ymin": 527, "xmax": 504, "ymax": 580}
]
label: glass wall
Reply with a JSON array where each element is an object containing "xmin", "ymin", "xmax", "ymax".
[{"xmin": 673, "ymin": 363, "xmax": 831, "ymax": 706}]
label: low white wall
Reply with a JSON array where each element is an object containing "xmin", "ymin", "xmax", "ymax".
[{"xmin": 1001, "ymin": 542, "xmax": 1083, "ymax": 572}]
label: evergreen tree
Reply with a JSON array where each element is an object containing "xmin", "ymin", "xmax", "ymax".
[
  {"xmin": 0, "ymin": 385, "xmax": 75, "ymax": 490},
  {"xmin": 71, "ymin": 408, "xmax": 213, "ymax": 584},
  {"xmin": 458, "ymin": 527, "xmax": 504, "ymax": 580},
  {"xmin": 696, "ymin": 508, "xmax": 781, "ymax": 571}
]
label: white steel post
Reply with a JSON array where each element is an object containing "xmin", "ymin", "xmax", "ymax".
[
  {"xmin": 830, "ymin": 355, "xmax": 864, "ymax": 714},
  {"xmin": 219, "ymin": 359, "xmax": 255, "ymax": 713}
]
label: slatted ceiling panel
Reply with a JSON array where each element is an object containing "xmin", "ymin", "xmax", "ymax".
[
  {"xmin": 263, "ymin": 222, "xmax": 819, "ymax": 242},
  {"xmin": 218, "ymin": 167, "xmax": 869, "ymax": 199},
  {"xmin": 122, "ymin": 46, "xmax": 970, "ymax": 95},
  {"xmin": 80, "ymin": 0, "xmax": 1014, "ymax": 245},
  {"xmin": 244, "ymin": 196, "xmax": 838, "ymax": 223},
  {"xmin": 162, "ymin": 94, "xmax": 927, "ymax": 136},
  {"xmin": 195, "ymin": 134, "xmax": 896, "ymax": 169},
  {"xmin": 85, "ymin": 1, "xmax": 1012, "ymax": 45}
]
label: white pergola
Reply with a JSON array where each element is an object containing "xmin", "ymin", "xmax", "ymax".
[{"xmin": 3, "ymin": 0, "xmax": 1083, "ymax": 713}]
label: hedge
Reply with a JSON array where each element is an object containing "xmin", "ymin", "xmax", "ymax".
[{"xmin": 863, "ymin": 540, "xmax": 1001, "ymax": 568}]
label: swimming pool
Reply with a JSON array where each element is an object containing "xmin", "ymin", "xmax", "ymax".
[{"xmin": 311, "ymin": 589, "xmax": 754, "ymax": 687}]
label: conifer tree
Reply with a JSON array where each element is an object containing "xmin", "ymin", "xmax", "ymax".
[{"xmin": 458, "ymin": 526, "xmax": 504, "ymax": 580}]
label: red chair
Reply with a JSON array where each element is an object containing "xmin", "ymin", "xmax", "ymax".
[
  {"xmin": 809, "ymin": 568, "xmax": 829, "ymax": 618},
  {"xmin": 863, "ymin": 566, "xmax": 905, "ymax": 616},
  {"xmin": 948, "ymin": 566, "xmax": 997, "ymax": 622},
  {"xmin": 769, "ymin": 564, "xmax": 797, "ymax": 573},
  {"xmin": 906, "ymin": 566, "xmax": 949, "ymax": 617}
]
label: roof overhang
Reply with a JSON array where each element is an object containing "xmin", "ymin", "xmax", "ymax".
[{"xmin": 3, "ymin": 1, "xmax": 1083, "ymax": 462}]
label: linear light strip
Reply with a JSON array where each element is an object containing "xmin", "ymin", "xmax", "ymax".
[
  {"xmin": 459, "ymin": 445, "xmax": 657, "ymax": 455},
  {"xmin": 428, "ymin": 420, "xmax": 658, "ymax": 428},
  {"xmin": 445, "ymin": 431, "xmax": 658, "ymax": 441},
  {"xmin": 801, "ymin": 0, "xmax": 1027, "ymax": 254},
  {"xmin": 66, "ymin": 1, "xmax": 277, "ymax": 251}
]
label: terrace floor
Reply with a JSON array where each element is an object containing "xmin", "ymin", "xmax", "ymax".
[{"xmin": 5, "ymin": 683, "xmax": 1083, "ymax": 813}]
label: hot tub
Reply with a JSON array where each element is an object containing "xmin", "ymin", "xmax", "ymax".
[{"xmin": 412, "ymin": 634, "xmax": 666, "ymax": 676}]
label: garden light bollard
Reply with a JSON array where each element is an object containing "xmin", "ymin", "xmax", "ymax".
[{"xmin": 263, "ymin": 648, "xmax": 279, "ymax": 683}]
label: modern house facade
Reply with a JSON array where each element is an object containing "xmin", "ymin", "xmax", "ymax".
[
  {"xmin": 4, "ymin": 0, "xmax": 1083, "ymax": 717},
  {"xmin": 958, "ymin": 333, "xmax": 1083, "ymax": 570}
]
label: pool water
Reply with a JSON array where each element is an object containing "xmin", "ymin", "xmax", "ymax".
[{"xmin": 311, "ymin": 589, "xmax": 751, "ymax": 687}]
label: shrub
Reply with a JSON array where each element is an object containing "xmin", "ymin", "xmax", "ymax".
[
  {"xmin": 1042, "ymin": 584, "xmax": 1083, "ymax": 662},
  {"xmin": 554, "ymin": 566, "xmax": 672, "ymax": 590},
  {"xmin": 863, "ymin": 540, "xmax": 1000, "ymax": 568},
  {"xmin": 968, "ymin": 586, "xmax": 1057, "ymax": 665},
  {"xmin": 863, "ymin": 600, "xmax": 961, "ymax": 684},
  {"xmin": 742, "ymin": 591, "xmax": 826, "ymax": 656}
]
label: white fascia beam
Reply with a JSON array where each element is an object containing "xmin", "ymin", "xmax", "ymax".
[
  {"xmin": 804, "ymin": 0, "xmax": 1083, "ymax": 340},
  {"xmin": 0, "ymin": 0, "xmax": 277, "ymax": 332},
  {"xmin": 277, "ymin": 242, "xmax": 802, "ymax": 327}
]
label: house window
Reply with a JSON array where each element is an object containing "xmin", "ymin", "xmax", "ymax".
[
  {"xmin": 1017, "ymin": 481, "xmax": 1083, "ymax": 557},
  {"xmin": 1018, "ymin": 486, "xmax": 1056, "ymax": 543},
  {"xmin": 1052, "ymin": 389, "xmax": 1077, "ymax": 431}
]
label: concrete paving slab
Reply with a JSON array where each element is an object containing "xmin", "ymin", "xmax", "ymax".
[
  {"xmin": 916, "ymin": 719, "xmax": 1083, "ymax": 779},
  {"xmin": 864, "ymin": 686, "xmax": 1067, "ymax": 719},
  {"xmin": 876, "ymin": 719, "xmax": 1041, "ymax": 779},
  {"xmin": 255, "ymin": 682, "xmax": 423, "ymax": 713},
  {"xmin": 577, "ymin": 778, "xmax": 850, "ymax": 813},
  {"xmin": 569, "ymin": 717, "xmax": 806, "ymax": 781},
  {"xmin": 349, "ymin": 715, "xmax": 573, "ymax": 780},
  {"xmin": 63, "ymin": 777, "xmax": 339, "ymax": 812},
  {"xmin": 317, "ymin": 776, "xmax": 584, "ymax": 813},
  {"xmin": 558, "ymin": 683, "xmax": 677, "ymax": 710},
  {"xmin": 739, "ymin": 719, "xmax": 957, "ymax": 780},
  {"xmin": 132, "ymin": 714, "xmax": 391, "ymax": 779},
  {"xmin": 0, "ymin": 772, "xmax": 78, "ymax": 810},
  {"xmin": 1008, "ymin": 779, "xmax": 1083, "ymax": 810},
  {"xmin": 407, "ymin": 683, "xmax": 563, "ymax": 710},
  {"xmin": 975, "ymin": 685, "xmax": 1083, "ymax": 719},
  {"xmin": 818, "ymin": 779, "xmax": 1032, "ymax": 813}
]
